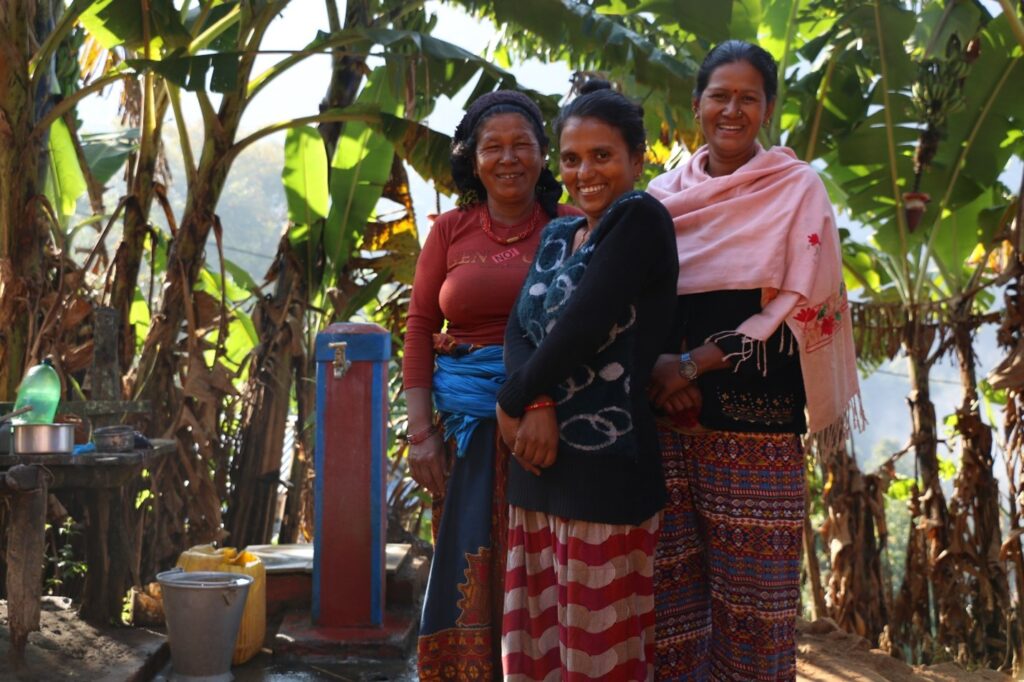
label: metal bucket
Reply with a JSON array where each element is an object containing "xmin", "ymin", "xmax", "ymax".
[{"xmin": 156, "ymin": 569, "xmax": 254, "ymax": 682}]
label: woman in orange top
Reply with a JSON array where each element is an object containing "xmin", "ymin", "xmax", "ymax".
[{"xmin": 403, "ymin": 90, "xmax": 579, "ymax": 681}]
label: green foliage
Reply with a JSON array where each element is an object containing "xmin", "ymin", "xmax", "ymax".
[
  {"xmin": 45, "ymin": 518, "xmax": 87, "ymax": 595},
  {"xmin": 283, "ymin": 127, "xmax": 329, "ymax": 229},
  {"xmin": 195, "ymin": 266, "xmax": 251, "ymax": 304},
  {"xmin": 450, "ymin": 0, "xmax": 702, "ymax": 137},
  {"xmin": 223, "ymin": 312, "xmax": 258, "ymax": 370},
  {"xmin": 937, "ymin": 453, "xmax": 957, "ymax": 481},
  {"xmin": 79, "ymin": 129, "xmax": 139, "ymax": 187},
  {"xmin": 78, "ymin": 0, "xmax": 191, "ymax": 51},
  {"xmin": 127, "ymin": 52, "xmax": 243, "ymax": 93},
  {"xmin": 980, "ymin": 378, "xmax": 1008, "ymax": 407},
  {"xmin": 882, "ymin": 487, "xmax": 911, "ymax": 596},
  {"xmin": 324, "ymin": 76, "xmax": 398, "ymax": 281},
  {"xmin": 44, "ymin": 117, "xmax": 87, "ymax": 223},
  {"xmin": 888, "ymin": 475, "xmax": 916, "ymax": 501}
]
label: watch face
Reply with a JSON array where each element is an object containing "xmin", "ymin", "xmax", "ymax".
[{"xmin": 679, "ymin": 354, "xmax": 699, "ymax": 380}]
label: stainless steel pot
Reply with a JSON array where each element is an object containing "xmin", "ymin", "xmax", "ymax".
[{"xmin": 13, "ymin": 423, "xmax": 75, "ymax": 455}]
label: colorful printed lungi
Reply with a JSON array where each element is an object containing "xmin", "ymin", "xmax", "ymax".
[
  {"xmin": 654, "ymin": 429, "xmax": 804, "ymax": 682},
  {"xmin": 417, "ymin": 420, "xmax": 509, "ymax": 681},
  {"xmin": 502, "ymin": 506, "xmax": 660, "ymax": 681}
]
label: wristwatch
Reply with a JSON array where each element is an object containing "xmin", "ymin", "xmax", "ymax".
[{"xmin": 678, "ymin": 352, "xmax": 700, "ymax": 381}]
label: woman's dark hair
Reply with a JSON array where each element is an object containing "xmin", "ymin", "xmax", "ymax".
[
  {"xmin": 449, "ymin": 90, "xmax": 562, "ymax": 217},
  {"xmin": 694, "ymin": 40, "xmax": 778, "ymax": 102},
  {"xmin": 554, "ymin": 78, "xmax": 646, "ymax": 155}
]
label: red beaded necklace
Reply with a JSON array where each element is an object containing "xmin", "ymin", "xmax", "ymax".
[{"xmin": 479, "ymin": 203, "xmax": 542, "ymax": 245}]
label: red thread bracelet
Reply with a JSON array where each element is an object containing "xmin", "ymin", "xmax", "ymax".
[
  {"xmin": 524, "ymin": 400, "xmax": 556, "ymax": 412},
  {"xmin": 405, "ymin": 425, "xmax": 438, "ymax": 445}
]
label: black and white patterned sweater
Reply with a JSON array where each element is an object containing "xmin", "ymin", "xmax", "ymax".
[{"xmin": 497, "ymin": 191, "xmax": 678, "ymax": 525}]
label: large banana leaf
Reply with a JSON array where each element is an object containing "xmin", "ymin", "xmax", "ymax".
[
  {"xmin": 43, "ymin": 117, "xmax": 87, "ymax": 222},
  {"xmin": 79, "ymin": 130, "xmax": 139, "ymax": 187},
  {"xmin": 917, "ymin": 15, "xmax": 1023, "ymax": 219},
  {"xmin": 622, "ymin": 0, "xmax": 731, "ymax": 39},
  {"xmin": 811, "ymin": 4, "xmax": 920, "ymax": 262},
  {"xmin": 78, "ymin": 0, "xmax": 190, "ymax": 51},
  {"xmin": 453, "ymin": 0, "xmax": 699, "ymax": 108},
  {"xmin": 323, "ymin": 75, "xmax": 398, "ymax": 280},
  {"xmin": 786, "ymin": 48, "xmax": 872, "ymax": 159},
  {"xmin": 282, "ymin": 126, "xmax": 329, "ymax": 293},
  {"xmin": 928, "ymin": 190, "xmax": 1007, "ymax": 292},
  {"xmin": 368, "ymin": 108, "xmax": 455, "ymax": 194},
  {"xmin": 127, "ymin": 52, "xmax": 242, "ymax": 93},
  {"xmin": 283, "ymin": 127, "xmax": 329, "ymax": 228}
]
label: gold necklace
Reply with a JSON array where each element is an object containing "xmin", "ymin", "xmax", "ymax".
[{"xmin": 479, "ymin": 203, "xmax": 542, "ymax": 245}]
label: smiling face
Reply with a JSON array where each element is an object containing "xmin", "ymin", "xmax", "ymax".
[
  {"xmin": 558, "ymin": 116, "xmax": 643, "ymax": 228},
  {"xmin": 473, "ymin": 113, "xmax": 545, "ymax": 215},
  {"xmin": 694, "ymin": 59, "xmax": 775, "ymax": 176}
]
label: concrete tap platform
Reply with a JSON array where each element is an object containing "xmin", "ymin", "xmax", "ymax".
[{"xmin": 150, "ymin": 542, "xmax": 429, "ymax": 681}]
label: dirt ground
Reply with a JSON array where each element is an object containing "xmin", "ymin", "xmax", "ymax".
[
  {"xmin": 0, "ymin": 597, "xmax": 164, "ymax": 681},
  {"xmin": 796, "ymin": 618, "xmax": 1013, "ymax": 681},
  {"xmin": 0, "ymin": 601, "xmax": 1017, "ymax": 681}
]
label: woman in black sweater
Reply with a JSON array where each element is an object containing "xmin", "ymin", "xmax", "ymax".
[{"xmin": 496, "ymin": 80, "xmax": 678, "ymax": 681}]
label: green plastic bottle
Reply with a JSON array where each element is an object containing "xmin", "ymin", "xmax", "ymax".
[{"xmin": 13, "ymin": 358, "xmax": 61, "ymax": 424}]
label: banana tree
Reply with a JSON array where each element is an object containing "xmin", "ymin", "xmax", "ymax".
[
  {"xmin": 793, "ymin": 0, "xmax": 1023, "ymax": 663},
  {"xmin": 0, "ymin": 0, "xmax": 99, "ymax": 398}
]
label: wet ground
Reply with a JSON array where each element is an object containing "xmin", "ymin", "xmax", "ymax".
[{"xmin": 155, "ymin": 652, "xmax": 417, "ymax": 681}]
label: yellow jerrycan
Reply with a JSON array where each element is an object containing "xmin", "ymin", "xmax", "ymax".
[{"xmin": 176, "ymin": 544, "xmax": 266, "ymax": 665}]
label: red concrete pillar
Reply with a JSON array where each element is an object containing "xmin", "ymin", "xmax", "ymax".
[{"xmin": 313, "ymin": 323, "xmax": 390, "ymax": 627}]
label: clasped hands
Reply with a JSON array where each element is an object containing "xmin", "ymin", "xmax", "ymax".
[
  {"xmin": 648, "ymin": 353, "xmax": 702, "ymax": 414},
  {"xmin": 496, "ymin": 357, "xmax": 702, "ymax": 477},
  {"xmin": 497, "ymin": 398, "xmax": 558, "ymax": 476}
]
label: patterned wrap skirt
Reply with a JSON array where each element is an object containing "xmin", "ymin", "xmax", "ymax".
[
  {"xmin": 654, "ymin": 428, "xmax": 804, "ymax": 682},
  {"xmin": 502, "ymin": 506, "xmax": 660, "ymax": 681},
  {"xmin": 417, "ymin": 420, "xmax": 509, "ymax": 681}
]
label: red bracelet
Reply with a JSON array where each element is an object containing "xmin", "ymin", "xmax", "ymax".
[
  {"xmin": 405, "ymin": 425, "xmax": 438, "ymax": 445},
  {"xmin": 524, "ymin": 400, "xmax": 556, "ymax": 412}
]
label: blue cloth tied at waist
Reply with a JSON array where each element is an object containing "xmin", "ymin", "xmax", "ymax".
[{"xmin": 432, "ymin": 345, "xmax": 505, "ymax": 457}]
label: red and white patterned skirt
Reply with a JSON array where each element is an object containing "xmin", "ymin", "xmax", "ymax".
[{"xmin": 501, "ymin": 506, "xmax": 659, "ymax": 681}]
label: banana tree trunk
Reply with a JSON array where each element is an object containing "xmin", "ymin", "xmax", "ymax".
[
  {"xmin": 226, "ymin": 240, "xmax": 305, "ymax": 546},
  {"xmin": 130, "ymin": 16, "xmax": 273, "ymax": 563},
  {"xmin": 108, "ymin": 92, "xmax": 170, "ymax": 371},
  {"xmin": 133, "ymin": 139, "xmax": 236, "ymax": 426},
  {"xmin": 278, "ymin": 351, "xmax": 315, "ymax": 544},
  {"xmin": 802, "ymin": 488, "xmax": 826, "ymax": 621},
  {"xmin": 0, "ymin": 0, "xmax": 50, "ymax": 398},
  {"xmin": 996, "ymin": 262, "xmax": 1024, "ymax": 674},
  {"xmin": 948, "ymin": 315, "xmax": 1010, "ymax": 666},
  {"xmin": 893, "ymin": 314, "xmax": 953, "ymax": 662},
  {"xmin": 821, "ymin": 446, "xmax": 889, "ymax": 643},
  {"xmin": 893, "ymin": 483, "xmax": 931, "ymax": 663},
  {"xmin": 319, "ymin": 0, "xmax": 368, "ymax": 162}
]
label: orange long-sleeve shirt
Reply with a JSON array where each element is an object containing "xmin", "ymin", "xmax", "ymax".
[{"xmin": 402, "ymin": 202, "xmax": 580, "ymax": 390}]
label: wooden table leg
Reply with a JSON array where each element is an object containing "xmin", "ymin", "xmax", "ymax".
[
  {"xmin": 106, "ymin": 489, "xmax": 133, "ymax": 621},
  {"xmin": 78, "ymin": 488, "xmax": 135, "ymax": 625},
  {"xmin": 3, "ymin": 465, "xmax": 47, "ymax": 664},
  {"xmin": 78, "ymin": 489, "xmax": 112, "ymax": 623}
]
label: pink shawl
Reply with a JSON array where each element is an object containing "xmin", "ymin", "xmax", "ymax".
[{"xmin": 647, "ymin": 144, "xmax": 864, "ymax": 449}]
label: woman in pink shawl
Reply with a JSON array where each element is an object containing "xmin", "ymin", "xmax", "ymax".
[{"xmin": 646, "ymin": 40, "xmax": 862, "ymax": 681}]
